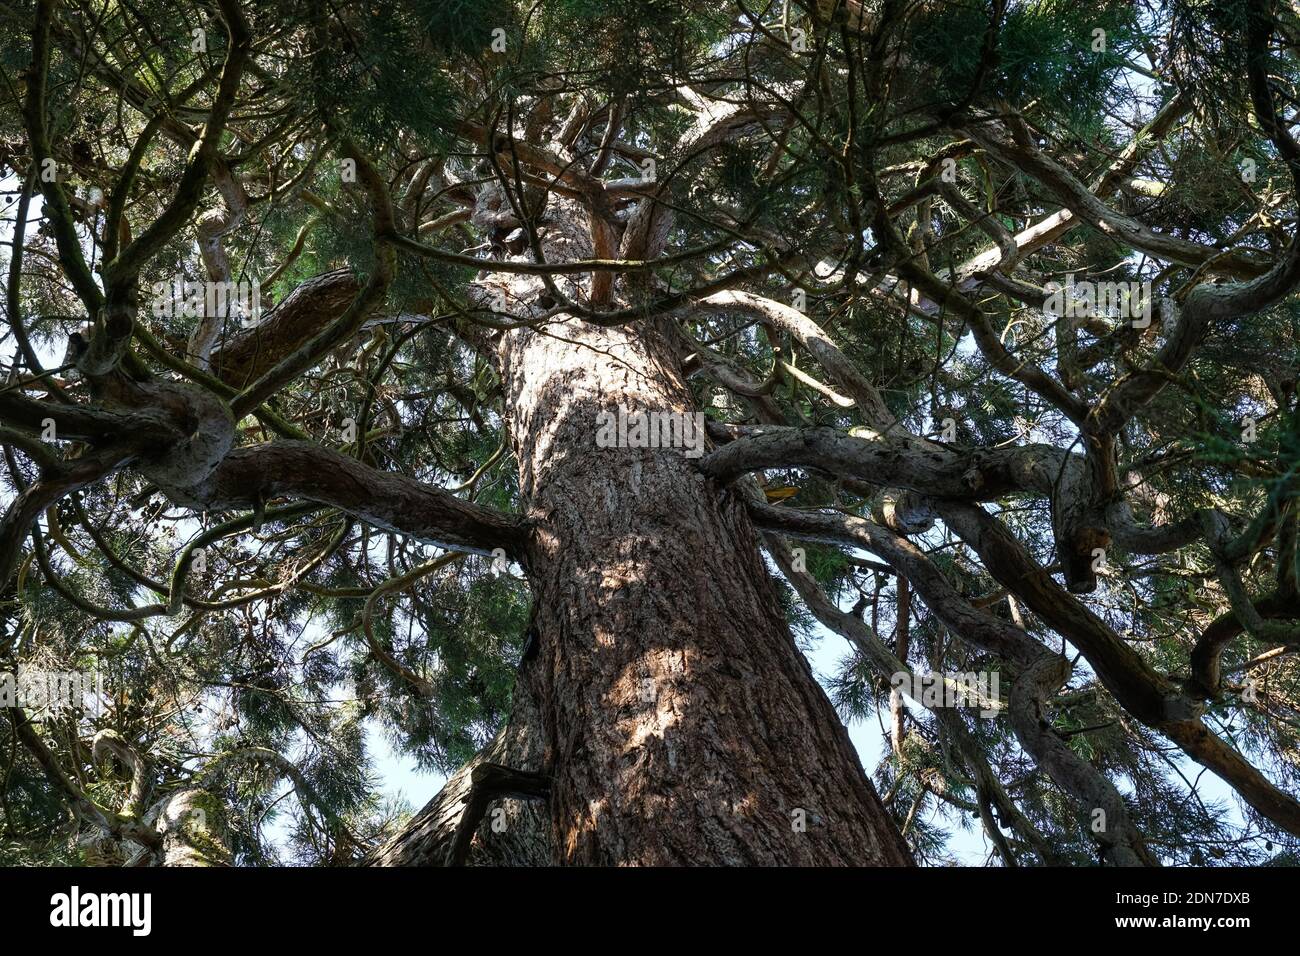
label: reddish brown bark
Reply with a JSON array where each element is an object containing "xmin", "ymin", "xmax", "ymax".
[{"xmin": 495, "ymin": 313, "xmax": 911, "ymax": 865}]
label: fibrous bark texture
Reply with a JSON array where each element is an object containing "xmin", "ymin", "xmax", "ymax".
[{"xmin": 497, "ymin": 314, "xmax": 910, "ymax": 864}]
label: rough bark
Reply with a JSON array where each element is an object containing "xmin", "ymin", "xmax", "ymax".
[{"xmin": 494, "ymin": 311, "xmax": 910, "ymax": 865}]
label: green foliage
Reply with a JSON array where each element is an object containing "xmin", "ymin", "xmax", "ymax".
[
  {"xmin": 528, "ymin": 0, "xmax": 730, "ymax": 97},
  {"xmin": 907, "ymin": 0, "xmax": 1139, "ymax": 134}
]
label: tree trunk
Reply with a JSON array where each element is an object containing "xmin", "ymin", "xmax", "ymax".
[{"xmin": 488, "ymin": 310, "xmax": 909, "ymax": 864}]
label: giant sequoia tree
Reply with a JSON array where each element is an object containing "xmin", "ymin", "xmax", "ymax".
[{"xmin": 1, "ymin": 0, "xmax": 1299, "ymax": 868}]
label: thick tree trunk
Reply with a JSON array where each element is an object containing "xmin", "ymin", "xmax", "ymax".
[{"xmin": 493, "ymin": 313, "xmax": 911, "ymax": 865}]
